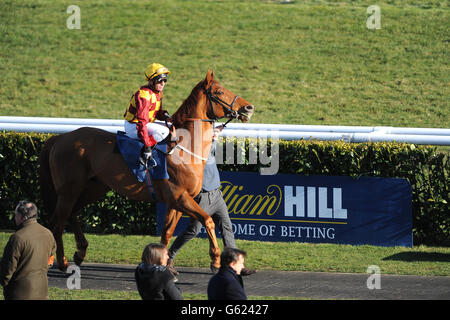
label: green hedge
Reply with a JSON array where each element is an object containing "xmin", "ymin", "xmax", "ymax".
[
  {"xmin": 0, "ymin": 131, "xmax": 448, "ymax": 245},
  {"xmin": 0, "ymin": 132, "xmax": 156, "ymax": 235}
]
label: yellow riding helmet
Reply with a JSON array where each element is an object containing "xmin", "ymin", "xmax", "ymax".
[{"xmin": 145, "ymin": 63, "xmax": 170, "ymax": 81}]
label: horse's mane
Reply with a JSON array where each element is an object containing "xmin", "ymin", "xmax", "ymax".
[{"xmin": 171, "ymin": 80, "xmax": 206, "ymax": 126}]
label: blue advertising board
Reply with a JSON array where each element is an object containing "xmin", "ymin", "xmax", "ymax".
[{"xmin": 157, "ymin": 171, "xmax": 413, "ymax": 247}]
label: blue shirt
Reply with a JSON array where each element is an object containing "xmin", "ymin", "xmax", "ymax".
[{"xmin": 202, "ymin": 140, "xmax": 220, "ymax": 192}]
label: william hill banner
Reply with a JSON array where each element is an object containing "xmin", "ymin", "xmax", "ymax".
[{"xmin": 157, "ymin": 172, "xmax": 413, "ymax": 247}]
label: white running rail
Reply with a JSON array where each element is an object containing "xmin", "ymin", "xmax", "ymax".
[{"xmin": 1, "ymin": 116, "xmax": 449, "ymax": 146}]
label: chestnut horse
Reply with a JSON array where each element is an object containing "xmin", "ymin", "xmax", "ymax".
[{"xmin": 39, "ymin": 71, "xmax": 254, "ymax": 271}]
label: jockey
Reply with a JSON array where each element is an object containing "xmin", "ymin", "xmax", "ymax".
[{"xmin": 124, "ymin": 63, "xmax": 172, "ymax": 166}]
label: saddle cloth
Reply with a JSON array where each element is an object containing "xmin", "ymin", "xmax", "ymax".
[{"xmin": 116, "ymin": 131, "xmax": 169, "ymax": 183}]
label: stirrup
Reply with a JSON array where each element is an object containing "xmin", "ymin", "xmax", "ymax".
[
  {"xmin": 140, "ymin": 155, "xmax": 157, "ymax": 168},
  {"xmin": 146, "ymin": 157, "xmax": 157, "ymax": 168}
]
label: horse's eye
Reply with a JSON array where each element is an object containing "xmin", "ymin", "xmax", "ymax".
[{"xmin": 214, "ymin": 90, "xmax": 224, "ymax": 95}]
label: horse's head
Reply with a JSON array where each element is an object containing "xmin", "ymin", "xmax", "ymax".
[{"xmin": 203, "ymin": 70, "xmax": 255, "ymax": 123}]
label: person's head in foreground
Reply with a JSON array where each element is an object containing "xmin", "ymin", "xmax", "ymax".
[
  {"xmin": 220, "ymin": 247, "xmax": 247, "ymax": 275},
  {"xmin": 141, "ymin": 243, "xmax": 169, "ymax": 266}
]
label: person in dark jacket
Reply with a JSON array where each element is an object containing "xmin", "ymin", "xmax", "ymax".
[
  {"xmin": 207, "ymin": 247, "xmax": 248, "ymax": 300},
  {"xmin": 135, "ymin": 243, "xmax": 183, "ymax": 300},
  {"xmin": 0, "ymin": 200, "xmax": 56, "ymax": 300}
]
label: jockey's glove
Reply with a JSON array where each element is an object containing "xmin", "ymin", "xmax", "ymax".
[{"xmin": 163, "ymin": 110, "xmax": 173, "ymax": 123}]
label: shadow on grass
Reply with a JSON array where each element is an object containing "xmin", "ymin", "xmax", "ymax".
[{"xmin": 383, "ymin": 252, "xmax": 450, "ymax": 263}]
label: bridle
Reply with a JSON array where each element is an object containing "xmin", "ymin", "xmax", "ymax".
[
  {"xmin": 203, "ymin": 82, "xmax": 241, "ymax": 123},
  {"xmin": 182, "ymin": 81, "xmax": 248, "ymax": 126},
  {"xmin": 167, "ymin": 81, "xmax": 248, "ymax": 161}
]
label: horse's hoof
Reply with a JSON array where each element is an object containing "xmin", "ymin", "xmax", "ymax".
[
  {"xmin": 58, "ymin": 256, "xmax": 70, "ymax": 272},
  {"xmin": 58, "ymin": 263, "xmax": 68, "ymax": 272},
  {"xmin": 48, "ymin": 255, "xmax": 55, "ymax": 268},
  {"xmin": 73, "ymin": 252, "xmax": 84, "ymax": 266},
  {"xmin": 210, "ymin": 264, "xmax": 219, "ymax": 274},
  {"xmin": 57, "ymin": 265, "xmax": 65, "ymax": 272}
]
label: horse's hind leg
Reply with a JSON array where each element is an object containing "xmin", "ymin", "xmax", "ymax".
[
  {"xmin": 71, "ymin": 179, "xmax": 110, "ymax": 266},
  {"xmin": 52, "ymin": 195, "xmax": 79, "ymax": 271},
  {"xmin": 70, "ymin": 215, "xmax": 88, "ymax": 266}
]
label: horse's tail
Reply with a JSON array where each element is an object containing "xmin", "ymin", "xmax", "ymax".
[{"xmin": 39, "ymin": 135, "xmax": 58, "ymax": 220}]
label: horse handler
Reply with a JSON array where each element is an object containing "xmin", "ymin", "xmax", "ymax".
[
  {"xmin": 167, "ymin": 125, "xmax": 256, "ymax": 276},
  {"xmin": 0, "ymin": 201, "xmax": 56, "ymax": 300}
]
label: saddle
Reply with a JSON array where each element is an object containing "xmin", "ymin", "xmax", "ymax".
[{"xmin": 115, "ymin": 131, "xmax": 169, "ymax": 184}]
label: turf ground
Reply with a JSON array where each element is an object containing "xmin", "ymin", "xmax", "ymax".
[{"xmin": 1, "ymin": 0, "xmax": 448, "ymax": 127}]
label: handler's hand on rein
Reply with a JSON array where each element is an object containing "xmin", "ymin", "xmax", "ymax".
[{"xmin": 213, "ymin": 125, "xmax": 224, "ymax": 141}]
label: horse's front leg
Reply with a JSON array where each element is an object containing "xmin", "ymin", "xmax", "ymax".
[
  {"xmin": 203, "ymin": 215, "xmax": 221, "ymax": 270},
  {"xmin": 160, "ymin": 208, "xmax": 183, "ymax": 247},
  {"xmin": 174, "ymin": 192, "xmax": 221, "ymax": 270}
]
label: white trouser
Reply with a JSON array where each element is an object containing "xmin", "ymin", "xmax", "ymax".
[{"xmin": 124, "ymin": 120, "xmax": 170, "ymax": 144}]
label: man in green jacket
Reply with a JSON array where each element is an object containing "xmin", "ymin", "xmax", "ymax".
[{"xmin": 0, "ymin": 200, "xmax": 56, "ymax": 300}]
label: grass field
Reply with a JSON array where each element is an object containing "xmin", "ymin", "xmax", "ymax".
[
  {"xmin": 1, "ymin": 0, "xmax": 448, "ymax": 128},
  {"xmin": 1, "ymin": 232, "xmax": 449, "ymax": 277},
  {"xmin": 0, "ymin": 287, "xmax": 304, "ymax": 300},
  {"xmin": 1, "ymin": 231, "xmax": 449, "ymax": 300}
]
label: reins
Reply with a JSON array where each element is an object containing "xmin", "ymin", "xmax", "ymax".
[{"xmin": 161, "ymin": 83, "xmax": 241, "ymax": 161}]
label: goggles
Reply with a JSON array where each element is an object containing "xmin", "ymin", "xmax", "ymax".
[
  {"xmin": 154, "ymin": 73, "xmax": 168, "ymax": 83},
  {"xmin": 148, "ymin": 67, "xmax": 169, "ymax": 80}
]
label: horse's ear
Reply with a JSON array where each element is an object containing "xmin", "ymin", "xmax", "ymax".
[{"xmin": 205, "ymin": 69, "xmax": 215, "ymax": 83}]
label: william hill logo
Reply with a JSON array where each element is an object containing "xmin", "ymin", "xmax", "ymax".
[
  {"xmin": 170, "ymin": 173, "xmax": 411, "ymax": 246},
  {"xmin": 220, "ymin": 181, "xmax": 282, "ymax": 216},
  {"xmin": 220, "ymin": 181, "xmax": 348, "ymax": 220},
  {"xmin": 284, "ymin": 186, "xmax": 347, "ymax": 220}
]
